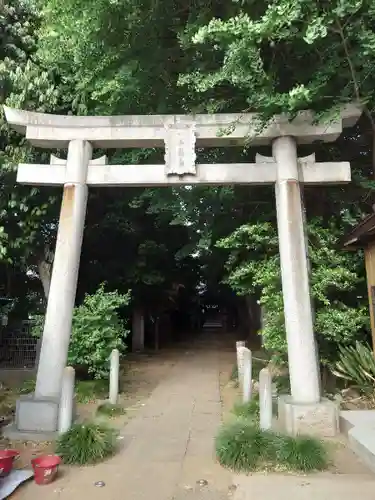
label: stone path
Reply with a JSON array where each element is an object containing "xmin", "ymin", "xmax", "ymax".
[{"xmin": 15, "ymin": 332, "xmax": 233, "ymax": 500}]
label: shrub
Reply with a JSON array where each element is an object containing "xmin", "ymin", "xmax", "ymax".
[
  {"xmin": 56, "ymin": 422, "xmax": 117, "ymax": 465},
  {"xmin": 215, "ymin": 419, "xmax": 328, "ymax": 473},
  {"xmin": 32, "ymin": 284, "xmax": 131, "ymax": 379},
  {"xmin": 332, "ymin": 341, "xmax": 375, "ymax": 393}
]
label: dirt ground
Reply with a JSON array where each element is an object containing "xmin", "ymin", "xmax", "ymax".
[{"xmin": 0, "ymin": 351, "xmax": 178, "ymax": 471}]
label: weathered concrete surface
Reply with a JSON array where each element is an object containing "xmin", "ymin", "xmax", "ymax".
[
  {"xmin": 16, "ymin": 161, "xmax": 351, "ymax": 188},
  {"xmin": 278, "ymin": 395, "xmax": 339, "ymax": 437},
  {"xmin": 341, "ymin": 410, "xmax": 375, "ymax": 473},
  {"xmin": 4, "ymin": 104, "xmax": 361, "ymax": 148},
  {"xmin": 35, "ymin": 140, "xmax": 92, "ymax": 401},
  {"xmin": 14, "ymin": 333, "xmax": 233, "ymax": 500},
  {"xmin": 274, "ymin": 136, "xmax": 321, "ymax": 406},
  {"xmin": 232, "ymin": 474, "xmax": 375, "ymax": 500}
]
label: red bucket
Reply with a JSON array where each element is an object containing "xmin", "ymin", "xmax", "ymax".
[
  {"xmin": 0, "ymin": 449, "xmax": 19, "ymax": 476},
  {"xmin": 31, "ymin": 455, "xmax": 61, "ymax": 485}
]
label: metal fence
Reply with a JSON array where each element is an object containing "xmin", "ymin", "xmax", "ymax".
[{"xmin": 0, "ymin": 321, "xmax": 38, "ymax": 369}]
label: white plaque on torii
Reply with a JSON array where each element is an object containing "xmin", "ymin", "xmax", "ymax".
[{"xmin": 164, "ymin": 122, "xmax": 197, "ymax": 176}]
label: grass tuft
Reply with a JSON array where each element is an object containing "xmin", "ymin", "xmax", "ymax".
[
  {"xmin": 96, "ymin": 402, "xmax": 125, "ymax": 417},
  {"xmin": 215, "ymin": 419, "xmax": 275, "ymax": 471},
  {"xmin": 274, "ymin": 434, "xmax": 328, "ymax": 471},
  {"xmin": 75, "ymin": 380, "xmax": 108, "ymax": 403},
  {"xmin": 17, "ymin": 378, "xmax": 109, "ymax": 402},
  {"xmin": 215, "ymin": 419, "xmax": 328, "ymax": 473},
  {"xmin": 56, "ymin": 422, "xmax": 117, "ymax": 465},
  {"xmin": 232, "ymin": 397, "xmax": 260, "ymax": 421}
]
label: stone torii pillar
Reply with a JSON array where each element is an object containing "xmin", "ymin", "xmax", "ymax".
[
  {"xmin": 256, "ymin": 146, "xmax": 324, "ymax": 405},
  {"xmin": 17, "ymin": 150, "xmax": 107, "ymax": 438},
  {"xmin": 35, "ymin": 152, "xmax": 107, "ymax": 402},
  {"xmin": 3, "ymin": 105, "xmax": 361, "ymax": 439},
  {"xmin": 273, "ymin": 139, "xmax": 321, "ymax": 405},
  {"xmin": 35, "ymin": 141, "xmax": 92, "ymax": 402},
  {"xmin": 256, "ymin": 143, "xmax": 346, "ymax": 435}
]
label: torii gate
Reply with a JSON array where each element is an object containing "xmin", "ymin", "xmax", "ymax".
[{"xmin": 4, "ymin": 105, "xmax": 361, "ymax": 439}]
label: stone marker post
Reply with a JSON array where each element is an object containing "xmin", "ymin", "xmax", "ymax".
[
  {"xmin": 242, "ymin": 348, "xmax": 252, "ymax": 403},
  {"xmin": 236, "ymin": 341, "xmax": 246, "ymax": 387},
  {"xmin": 58, "ymin": 366, "xmax": 75, "ymax": 435},
  {"xmin": 259, "ymin": 368, "xmax": 272, "ymax": 431},
  {"xmin": 109, "ymin": 349, "xmax": 120, "ymax": 405}
]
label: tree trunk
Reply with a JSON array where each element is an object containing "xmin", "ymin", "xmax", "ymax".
[
  {"xmin": 35, "ymin": 249, "xmax": 53, "ymax": 371},
  {"xmin": 154, "ymin": 316, "xmax": 160, "ymax": 351},
  {"xmin": 37, "ymin": 246, "xmax": 54, "ymax": 300},
  {"xmin": 37, "ymin": 259, "xmax": 52, "ymax": 299},
  {"xmin": 132, "ymin": 308, "xmax": 145, "ymax": 351}
]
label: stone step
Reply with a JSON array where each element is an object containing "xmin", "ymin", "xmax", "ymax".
[{"xmin": 340, "ymin": 410, "xmax": 375, "ymax": 472}]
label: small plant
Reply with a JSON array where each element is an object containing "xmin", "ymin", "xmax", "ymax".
[
  {"xmin": 56, "ymin": 422, "xmax": 117, "ymax": 465},
  {"xmin": 215, "ymin": 419, "xmax": 328, "ymax": 473},
  {"xmin": 232, "ymin": 397, "xmax": 260, "ymax": 421},
  {"xmin": 215, "ymin": 419, "xmax": 275, "ymax": 471},
  {"xmin": 332, "ymin": 341, "xmax": 375, "ymax": 392},
  {"xmin": 18, "ymin": 378, "xmax": 36, "ymax": 394},
  {"xmin": 75, "ymin": 380, "xmax": 108, "ymax": 403},
  {"xmin": 274, "ymin": 434, "xmax": 328, "ymax": 472},
  {"xmin": 97, "ymin": 402, "xmax": 125, "ymax": 417}
]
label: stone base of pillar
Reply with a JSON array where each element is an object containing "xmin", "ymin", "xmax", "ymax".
[
  {"xmin": 3, "ymin": 423, "xmax": 58, "ymax": 442},
  {"xmin": 3, "ymin": 394, "xmax": 60, "ymax": 442},
  {"xmin": 278, "ymin": 395, "xmax": 339, "ymax": 437}
]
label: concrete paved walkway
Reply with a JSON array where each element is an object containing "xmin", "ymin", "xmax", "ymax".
[
  {"xmin": 232, "ymin": 473, "xmax": 375, "ymax": 500},
  {"xmin": 16, "ymin": 332, "xmax": 233, "ymax": 499}
]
